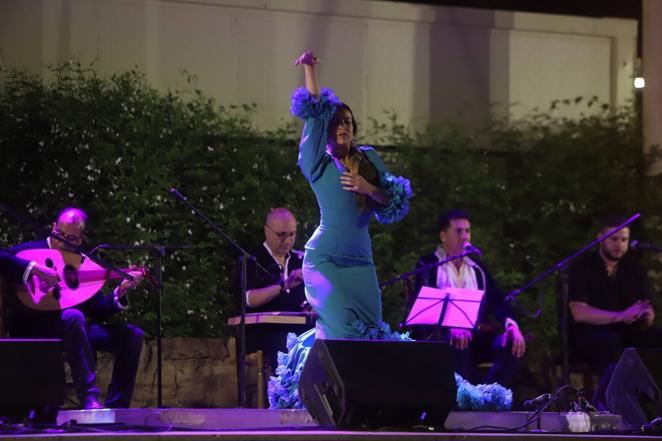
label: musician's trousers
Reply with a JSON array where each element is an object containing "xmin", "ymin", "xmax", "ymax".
[
  {"xmin": 7, "ymin": 309, "xmax": 144, "ymax": 408},
  {"xmin": 450, "ymin": 331, "xmax": 519, "ymax": 388}
]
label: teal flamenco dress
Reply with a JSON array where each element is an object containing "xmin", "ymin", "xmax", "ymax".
[
  {"xmin": 290, "ymin": 86, "xmax": 412, "ymax": 340},
  {"xmin": 272, "ymin": 87, "xmax": 512, "ymax": 412}
]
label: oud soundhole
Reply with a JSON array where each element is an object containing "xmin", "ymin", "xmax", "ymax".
[{"xmin": 64, "ymin": 265, "xmax": 80, "ymax": 289}]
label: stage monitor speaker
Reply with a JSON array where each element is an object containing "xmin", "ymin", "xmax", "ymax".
[
  {"xmin": 298, "ymin": 339, "xmax": 456, "ymax": 429},
  {"xmin": 605, "ymin": 348, "xmax": 662, "ymax": 429},
  {"xmin": 0, "ymin": 339, "xmax": 65, "ymax": 422}
]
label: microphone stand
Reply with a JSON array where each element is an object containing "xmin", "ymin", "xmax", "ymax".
[
  {"xmin": 169, "ymin": 187, "xmax": 271, "ymax": 408},
  {"xmin": 505, "ymin": 213, "xmax": 641, "ymax": 388},
  {"xmin": 381, "ymin": 249, "xmax": 479, "ymax": 337},
  {"xmin": 91, "ymin": 243, "xmax": 193, "ymax": 408},
  {"xmin": 381, "ymin": 250, "xmax": 476, "ymax": 290}
]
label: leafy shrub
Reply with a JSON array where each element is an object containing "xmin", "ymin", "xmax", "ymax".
[{"xmin": 1, "ymin": 61, "xmax": 660, "ymax": 355}]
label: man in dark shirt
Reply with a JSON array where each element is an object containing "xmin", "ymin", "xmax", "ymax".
[
  {"xmin": 237, "ymin": 207, "xmax": 310, "ymax": 371},
  {"xmin": 568, "ymin": 215, "xmax": 661, "ymax": 407},
  {"xmin": 4, "ymin": 208, "xmax": 145, "ymax": 410},
  {"xmin": 412, "ymin": 210, "xmax": 525, "ymax": 387}
]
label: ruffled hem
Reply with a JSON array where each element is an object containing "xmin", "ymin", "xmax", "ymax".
[
  {"xmin": 455, "ymin": 373, "xmax": 513, "ymax": 411},
  {"xmin": 267, "ymin": 321, "xmax": 410, "ymax": 409},
  {"xmin": 267, "ymin": 323, "xmax": 513, "ymax": 412},
  {"xmin": 290, "ymin": 87, "xmax": 340, "ymax": 120},
  {"xmin": 374, "ymin": 173, "xmax": 412, "ymax": 224}
]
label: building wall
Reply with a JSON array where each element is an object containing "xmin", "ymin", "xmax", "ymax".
[{"xmin": 0, "ymin": 0, "xmax": 637, "ymax": 134}]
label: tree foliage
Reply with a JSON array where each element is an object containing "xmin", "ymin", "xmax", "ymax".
[{"xmin": 1, "ymin": 62, "xmax": 660, "ymax": 355}]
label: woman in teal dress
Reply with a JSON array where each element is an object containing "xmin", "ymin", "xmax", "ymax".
[{"xmin": 291, "ymin": 51, "xmax": 412, "ymax": 339}]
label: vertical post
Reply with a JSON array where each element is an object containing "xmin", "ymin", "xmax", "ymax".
[
  {"xmin": 643, "ymin": 0, "xmax": 662, "ymax": 174},
  {"xmin": 237, "ymin": 254, "xmax": 248, "ymax": 407},
  {"xmin": 156, "ymin": 247, "xmax": 164, "ymax": 408},
  {"xmin": 559, "ymin": 270, "xmax": 570, "ymax": 388}
]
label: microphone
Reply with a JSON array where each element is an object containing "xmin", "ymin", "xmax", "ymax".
[
  {"xmin": 630, "ymin": 240, "xmax": 662, "ymax": 253},
  {"xmin": 463, "ymin": 242, "xmax": 482, "ymax": 256},
  {"xmin": 522, "ymin": 393, "xmax": 552, "ymax": 411},
  {"xmin": 169, "ymin": 187, "xmax": 187, "ymax": 202}
]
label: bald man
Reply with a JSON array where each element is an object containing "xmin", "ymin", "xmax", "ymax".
[
  {"xmin": 235, "ymin": 207, "xmax": 311, "ymax": 371},
  {"xmin": 4, "ymin": 208, "xmax": 144, "ymax": 410}
]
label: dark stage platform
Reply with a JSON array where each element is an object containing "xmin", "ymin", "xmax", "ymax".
[{"xmin": 0, "ymin": 408, "xmax": 644, "ymax": 440}]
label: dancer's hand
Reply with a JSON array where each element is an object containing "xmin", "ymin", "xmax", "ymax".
[
  {"xmin": 294, "ymin": 50, "xmax": 319, "ymax": 66},
  {"xmin": 449, "ymin": 328, "xmax": 472, "ymax": 350},
  {"xmin": 340, "ymin": 171, "xmax": 375, "ymax": 196}
]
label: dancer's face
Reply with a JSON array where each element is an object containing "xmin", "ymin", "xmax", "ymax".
[
  {"xmin": 328, "ymin": 108, "xmax": 354, "ymax": 154},
  {"xmin": 440, "ymin": 218, "xmax": 471, "ymax": 257}
]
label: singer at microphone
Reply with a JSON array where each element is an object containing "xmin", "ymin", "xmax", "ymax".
[{"xmin": 412, "ymin": 210, "xmax": 527, "ymax": 389}]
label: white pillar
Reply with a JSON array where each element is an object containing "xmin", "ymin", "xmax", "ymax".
[{"xmin": 643, "ymin": 0, "xmax": 662, "ymax": 174}]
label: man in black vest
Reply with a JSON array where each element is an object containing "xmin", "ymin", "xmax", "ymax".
[{"xmin": 237, "ymin": 207, "xmax": 311, "ymax": 371}]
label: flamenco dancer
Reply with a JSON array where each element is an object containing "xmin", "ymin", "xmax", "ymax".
[
  {"xmin": 269, "ymin": 52, "xmax": 513, "ymax": 412},
  {"xmin": 267, "ymin": 51, "xmax": 411, "ymax": 407},
  {"xmin": 292, "ymin": 50, "xmax": 412, "ymax": 339}
]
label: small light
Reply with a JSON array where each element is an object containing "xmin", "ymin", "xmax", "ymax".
[{"xmin": 634, "ymin": 77, "xmax": 645, "ymax": 89}]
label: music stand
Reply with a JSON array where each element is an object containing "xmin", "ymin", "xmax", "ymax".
[{"xmin": 405, "ymin": 286, "xmax": 484, "ymax": 330}]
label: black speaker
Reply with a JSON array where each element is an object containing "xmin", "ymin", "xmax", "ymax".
[
  {"xmin": 605, "ymin": 348, "xmax": 662, "ymax": 428},
  {"xmin": 298, "ymin": 339, "xmax": 456, "ymax": 429},
  {"xmin": 0, "ymin": 339, "xmax": 65, "ymax": 422}
]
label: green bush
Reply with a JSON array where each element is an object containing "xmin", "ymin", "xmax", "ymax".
[{"xmin": 1, "ymin": 62, "xmax": 660, "ymax": 357}]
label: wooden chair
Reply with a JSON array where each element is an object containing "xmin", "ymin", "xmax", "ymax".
[{"xmin": 245, "ymin": 350, "xmax": 267, "ymax": 408}]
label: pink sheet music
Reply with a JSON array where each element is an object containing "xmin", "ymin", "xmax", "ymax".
[{"xmin": 405, "ymin": 286, "xmax": 484, "ymax": 329}]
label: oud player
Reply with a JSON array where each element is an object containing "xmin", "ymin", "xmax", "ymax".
[{"xmin": 4, "ymin": 207, "xmax": 144, "ymax": 410}]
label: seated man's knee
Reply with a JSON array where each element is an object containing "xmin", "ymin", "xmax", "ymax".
[{"xmin": 61, "ymin": 308, "xmax": 86, "ymax": 326}]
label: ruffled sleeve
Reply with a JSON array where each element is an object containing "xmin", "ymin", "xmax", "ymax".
[
  {"xmin": 290, "ymin": 87, "xmax": 339, "ymax": 120},
  {"xmin": 374, "ymin": 172, "xmax": 412, "ymax": 224},
  {"xmin": 361, "ymin": 147, "xmax": 412, "ymax": 224},
  {"xmin": 291, "ymin": 87, "xmax": 340, "ymax": 182}
]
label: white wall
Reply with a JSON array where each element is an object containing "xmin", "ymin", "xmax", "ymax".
[{"xmin": 0, "ymin": 0, "xmax": 638, "ymax": 135}]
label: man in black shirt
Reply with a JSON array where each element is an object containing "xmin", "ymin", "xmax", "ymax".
[
  {"xmin": 568, "ymin": 215, "xmax": 661, "ymax": 407},
  {"xmin": 237, "ymin": 207, "xmax": 310, "ymax": 371}
]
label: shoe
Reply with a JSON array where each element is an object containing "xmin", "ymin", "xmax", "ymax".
[{"xmin": 82, "ymin": 395, "xmax": 105, "ymax": 410}]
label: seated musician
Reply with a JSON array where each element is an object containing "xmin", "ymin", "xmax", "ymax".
[
  {"xmin": 412, "ymin": 210, "xmax": 526, "ymax": 387},
  {"xmin": 3, "ymin": 207, "xmax": 144, "ymax": 410},
  {"xmin": 568, "ymin": 214, "xmax": 662, "ymax": 409},
  {"xmin": 235, "ymin": 207, "xmax": 311, "ymax": 372}
]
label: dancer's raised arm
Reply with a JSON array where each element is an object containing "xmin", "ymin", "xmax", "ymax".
[{"xmin": 294, "ymin": 51, "xmax": 320, "ymax": 97}]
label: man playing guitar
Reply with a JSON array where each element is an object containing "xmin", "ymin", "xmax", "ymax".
[{"xmin": 3, "ymin": 207, "xmax": 145, "ymax": 410}]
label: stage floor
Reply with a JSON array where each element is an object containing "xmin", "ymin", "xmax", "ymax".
[
  {"xmin": 0, "ymin": 408, "xmax": 650, "ymax": 440},
  {"xmin": 0, "ymin": 408, "xmax": 634, "ymax": 439}
]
